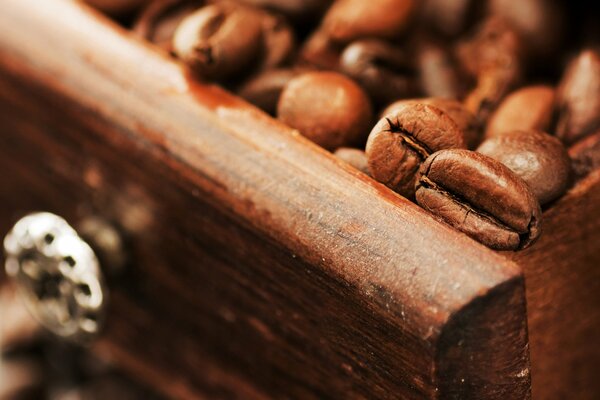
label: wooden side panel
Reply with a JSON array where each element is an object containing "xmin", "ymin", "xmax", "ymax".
[{"xmin": 512, "ymin": 171, "xmax": 600, "ymax": 400}]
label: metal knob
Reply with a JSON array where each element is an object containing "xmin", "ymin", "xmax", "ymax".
[{"xmin": 3, "ymin": 212, "xmax": 121, "ymax": 342}]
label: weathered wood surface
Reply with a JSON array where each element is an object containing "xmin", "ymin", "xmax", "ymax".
[
  {"xmin": 510, "ymin": 170, "xmax": 600, "ymax": 400},
  {"xmin": 0, "ymin": 0, "xmax": 538, "ymax": 398}
]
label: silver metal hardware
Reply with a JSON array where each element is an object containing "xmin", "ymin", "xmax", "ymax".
[{"xmin": 3, "ymin": 212, "xmax": 118, "ymax": 342}]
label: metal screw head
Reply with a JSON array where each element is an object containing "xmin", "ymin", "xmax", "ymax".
[{"xmin": 3, "ymin": 212, "xmax": 107, "ymax": 342}]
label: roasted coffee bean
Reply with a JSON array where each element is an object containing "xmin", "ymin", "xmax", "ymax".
[
  {"xmin": 236, "ymin": 0, "xmax": 332, "ymax": 23},
  {"xmin": 322, "ymin": 0, "xmax": 416, "ymax": 43},
  {"xmin": 477, "ymin": 130, "xmax": 572, "ymax": 205},
  {"xmin": 366, "ymin": 103, "xmax": 466, "ymax": 198},
  {"xmin": 415, "ymin": 149, "xmax": 541, "ymax": 250},
  {"xmin": 569, "ymin": 129, "xmax": 600, "ymax": 179},
  {"xmin": 297, "ymin": 29, "xmax": 342, "ymax": 70},
  {"xmin": 485, "ymin": 85, "xmax": 555, "ymax": 138},
  {"xmin": 421, "ymin": 0, "xmax": 480, "ymax": 37},
  {"xmin": 458, "ymin": 18, "xmax": 523, "ymax": 122},
  {"xmin": 555, "ymin": 49, "xmax": 600, "ymax": 145},
  {"xmin": 254, "ymin": 11, "xmax": 296, "ymax": 72},
  {"xmin": 489, "ymin": 0, "xmax": 565, "ymax": 58},
  {"xmin": 238, "ymin": 68, "xmax": 304, "ymax": 115},
  {"xmin": 277, "ymin": 71, "xmax": 373, "ymax": 150},
  {"xmin": 339, "ymin": 39, "xmax": 416, "ymax": 106},
  {"xmin": 416, "ymin": 42, "xmax": 465, "ymax": 100},
  {"xmin": 133, "ymin": 0, "xmax": 203, "ymax": 51},
  {"xmin": 333, "ymin": 147, "xmax": 370, "ymax": 175},
  {"xmin": 172, "ymin": 3, "xmax": 263, "ymax": 81},
  {"xmin": 85, "ymin": 0, "xmax": 147, "ymax": 15},
  {"xmin": 382, "ymin": 98, "xmax": 479, "ymax": 149}
]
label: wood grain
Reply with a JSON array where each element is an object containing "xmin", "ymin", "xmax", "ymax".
[
  {"xmin": 511, "ymin": 170, "xmax": 600, "ymax": 400},
  {"xmin": 0, "ymin": 0, "xmax": 535, "ymax": 398}
]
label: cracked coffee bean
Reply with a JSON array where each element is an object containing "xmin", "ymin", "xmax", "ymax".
[
  {"xmin": 382, "ymin": 98, "xmax": 479, "ymax": 149},
  {"xmin": 485, "ymin": 85, "xmax": 555, "ymax": 139},
  {"xmin": 172, "ymin": 3, "xmax": 263, "ymax": 81},
  {"xmin": 277, "ymin": 71, "xmax": 373, "ymax": 150},
  {"xmin": 555, "ymin": 49, "xmax": 600, "ymax": 145},
  {"xmin": 366, "ymin": 103, "xmax": 466, "ymax": 198},
  {"xmin": 415, "ymin": 149, "xmax": 542, "ymax": 250},
  {"xmin": 339, "ymin": 39, "xmax": 416, "ymax": 106},
  {"xmin": 333, "ymin": 147, "xmax": 370, "ymax": 175},
  {"xmin": 477, "ymin": 130, "xmax": 572, "ymax": 205}
]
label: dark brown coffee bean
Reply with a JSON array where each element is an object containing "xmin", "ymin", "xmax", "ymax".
[
  {"xmin": 339, "ymin": 39, "xmax": 416, "ymax": 106},
  {"xmin": 172, "ymin": 3, "xmax": 263, "ymax": 81},
  {"xmin": 297, "ymin": 29, "xmax": 342, "ymax": 70},
  {"xmin": 421, "ymin": 0, "xmax": 481, "ymax": 37},
  {"xmin": 485, "ymin": 85, "xmax": 555, "ymax": 138},
  {"xmin": 85, "ymin": 0, "xmax": 147, "ymax": 15},
  {"xmin": 237, "ymin": 68, "xmax": 304, "ymax": 115},
  {"xmin": 477, "ymin": 130, "xmax": 572, "ymax": 205},
  {"xmin": 254, "ymin": 11, "xmax": 296, "ymax": 72},
  {"xmin": 236, "ymin": 0, "xmax": 332, "ymax": 23},
  {"xmin": 277, "ymin": 71, "xmax": 373, "ymax": 150},
  {"xmin": 366, "ymin": 103, "xmax": 466, "ymax": 198},
  {"xmin": 555, "ymin": 49, "xmax": 600, "ymax": 145},
  {"xmin": 322, "ymin": 0, "xmax": 416, "ymax": 43},
  {"xmin": 382, "ymin": 98, "xmax": 479, "ymax": 149},
  {"xmin": 569, "ymin": 129, "xmax": 600, "ymax": 180},
  {"xmin": 489, "ymin": 0, "xmax": 565, "ymax": 58},
  {"xmin": 416, "ymin": 42, "xmax": 465, "ymax": 100},
  {"xmin": 458, "ymin": 18, "xmax": 523, "ymax": 122},
  {"xmin": 333, "ymin": 147, "xmax": 370, "ymax": 175},
  {"xmin": 415, "ymin": 149, "xmax": 542, "ymax": 250},
  {"xmin": 133, "ymin": 0, "xmax": 203, "ymax": 52}
]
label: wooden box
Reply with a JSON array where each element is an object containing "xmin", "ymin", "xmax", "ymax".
[{"xmin": 0, "ymin": 0, "xmax": 598, "ymax": 398}]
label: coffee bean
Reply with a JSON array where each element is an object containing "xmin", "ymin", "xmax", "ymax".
[
  {"xmin": 238, "ymin": 68, "xmax": 304, "ymax": 115},
  {"xmin": 133, "ymin": 0, "xmax": 202, "ymax": 52},
  {"xmin": 333, "ymin": 147, "xmax": 370, "ymax": 175},
  {"xmin": 339, "ymin": 39, "xmax": 416, "ymax": 106},
  {"xmin": 421, "ymin": 0, "xmax": 481, "ymax": 37},
  {"xmin": 477, "ymin": 130, "xmax": 572, "ymax": 205},
  {"xmin": 297, "ymin": 29, "xmax": 342, "ymax": 70},
  {"xmin": 172, "ymin": 3, "xmax": 263, "ymax": 81},
  {"xmin": 254, "ymin": 11, "xmax": 296, "ymax": 72},
  {"xmin": 322, "ymin": 0, "xmax": 416, "ymax": 43},
  {"xmin": 458, "ymin": 18, "xmax": 523, "ymax": 122},
  {"xmin": 366, "ymin": 103, "xmax": 466, "ymax": 198},
  {"xmin": 416, "ymin": 42, "xmax": 465, "ymax": 100},
  {"xmin": 236, "ymin": 0, "xmax": 332, "ymax": 23},
  {"xmin": 485, "ymin": 85, "xmax": 555, "ymax": 138},
  {"xmin": 415, "ymin": 149, "xmax": 542, "ymax": 250},
  {"xmin": 489, "ymin": 0, "xmax": 565, "ymax": 58},
  {"xmin": 569, "ymin": 129, "xmax": 600, "ymax": 180},
  {"xmin": 555, "ymin": 49, "xmax": 600, "ymax": 145},
  {"xmin": 382, "ymin": 98, "xmax": 479, "ymax": 149},
  {"xmin": 277, "ymin": 71, "xmax": 373, "ymax": 150}
]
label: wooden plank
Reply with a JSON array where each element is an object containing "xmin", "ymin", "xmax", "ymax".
[
  {"xmin": 0, "ymin": 0, "xmax": 531, "ymax": 398},
  {"xmin": 511, "ymin": 170, "xmax": 600, "ymax": 400}
]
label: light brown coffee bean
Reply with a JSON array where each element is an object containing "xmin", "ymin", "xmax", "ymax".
[
  {"xmin": 485, "ymin": 85, "xmax": 555, "ymax": 138},
  {"xmin": 277, "ymin": 71, "xmax": 373, "ymax": 150},
  {"xmin": 477, "ymin": 130, "xmax": 572, "ymax": 205},
  {"xmin": 555, "ymin": 49, "xmax": 600, "ymax": 144},
  {"xmin": 366, "ymin": 103, "xmax": 466, "ymax": 198},
  {"xmin": 415, "ymin": 149, "xmax": 542, "ymax": 250}
]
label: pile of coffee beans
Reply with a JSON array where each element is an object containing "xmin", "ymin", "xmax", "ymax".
[{"xmin": 95, "ymin": 0, "xmax": 600, "ymax": 251}]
